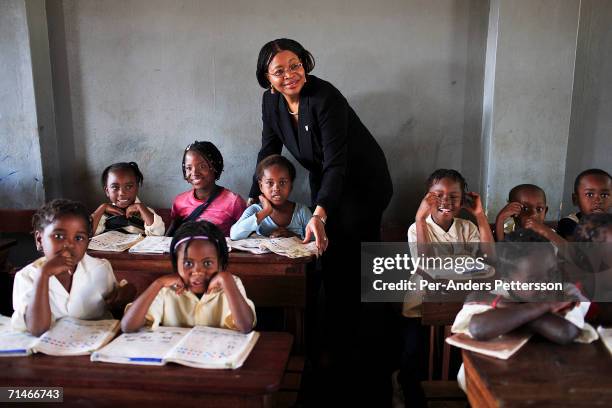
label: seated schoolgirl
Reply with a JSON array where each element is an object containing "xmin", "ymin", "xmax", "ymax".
[
  {"xmin": 12, "ymin": 199, "xmax": 135, "ymax": 336},
  {"xmin": 230, "ymin": 154, "xmax": 312, "ymax": 240},
  {"xmin": 91, "ymin": 162, "xmax": 165, "ymax": 236},
  {"xmin": 121, "ymin": 221, "xmax": 256, "ymax": 333},
  {"xmin": 168, "ymin": 141, "xmax": 246, "ymax": 237}
]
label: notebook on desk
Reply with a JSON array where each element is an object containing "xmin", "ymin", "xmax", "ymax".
[
  {"xmin": 88, "ymin": 231, "xmax": 144, "ymax": 252},
  {"xmin": 91, "ymin": 325, "xmax": 259, "ymax": 369},
  {"xmin": 446, "ymin": 331, "xmax": 531, "ymax": 360},
  {"xmin": 0, "ymin": 316, "xmax": 119, "ymax": 357}
]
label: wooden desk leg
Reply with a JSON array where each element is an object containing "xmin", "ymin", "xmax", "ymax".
[
  {"xmin": 283, "ymin": 307, "xmax": 304, "ymax": 354},
  {"xmin": 442, "ymin": 325, "xmax": 451, "ymax": 380},
  {"xmin": 428, "ymin": 325, "xmax": 435, "ymax": 381}
]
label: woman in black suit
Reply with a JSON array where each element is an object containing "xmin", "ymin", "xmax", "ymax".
[{"xmin": 250, "ymin": 38, "xmax": 393, "ymax": 404}]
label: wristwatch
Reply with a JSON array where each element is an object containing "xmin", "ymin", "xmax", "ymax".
[{"xmin": 312, "ymin": 214, "xmax": 327, "ymax": 225}]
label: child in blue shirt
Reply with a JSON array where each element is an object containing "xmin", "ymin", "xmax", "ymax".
[{"xmin": 230, "ymin": 155, "xmax": 312, "ymax": 240}]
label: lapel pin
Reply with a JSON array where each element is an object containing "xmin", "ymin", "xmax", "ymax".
[{"xmin": 305, "ymin": 125, "xmax": 309, "ymax": 131}]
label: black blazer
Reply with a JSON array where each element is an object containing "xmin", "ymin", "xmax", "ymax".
[{"xmin": 249, "ymin": 75, "xmax": 392, "ymax": 213}]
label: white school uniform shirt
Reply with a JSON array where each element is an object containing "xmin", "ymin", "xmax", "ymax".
[
  {"xmin": 143, "ymin": 275, "xmax": 256, "ymax": 331},
  {"xmin": 11, "ymin": 254, "xmax": 117, "ymax": 332},
  {"xmin": 94, "ymin": 197, "xmax": 165, "ymax": 236},
  {"xmin": 403, "ymin": 215, "xmax": 481, "ymax": 318}
]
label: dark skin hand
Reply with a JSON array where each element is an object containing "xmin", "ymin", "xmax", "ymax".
[
  {"xmin": 26, "ymin": 250, "xmax": 76, "ymax": 336},
  {"xmin": 468, "ymin": 300, "xmax": 579, "ymax": 344},
  {"xmin": 495, "ymin": 202, "xmax": 522, "ymax": 241}
]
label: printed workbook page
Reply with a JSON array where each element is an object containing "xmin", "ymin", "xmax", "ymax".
[
  {"xmin": 128, "ymin": 236, "xmax": 173, "ymax": 254},
  {"xmin": 91, "ymin": 327, "xmax": 191, "ymax": 365},
  {"xmin": 165, "ymin": 326, "xmax": 260, "ymax": 369},
  {"xmin": 33, "ymin": 317, "xmax": 120, "ymax": 356},
  {"xmin": 0, "ymin": 315, "xmax": 38, "ymax": 357},
  {"xmin": 88, "ymin": 231, "xmax": 143, "ymax": 252}
]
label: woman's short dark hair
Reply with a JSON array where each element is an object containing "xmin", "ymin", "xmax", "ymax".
[
  {"xmin": 256, "ymin": 38, "xmax": 315, "ymax": 88},
  {"xmin": 101, "ymin": 162, "xmax": 144, "ymax": 188},
  {"xmin": 170, "ymin": 221, "xmax": 229, "ymax": 272},
  {"xmin": 182, "ymin": 141, "xmax": 224, "ymax": 181},
  {"xmin": 256, "ymin": 154, "xmax": 296, "ymax": 182},
  {"xmin": 32, "ymin": 199, "xmax": 92, "ymax": 236}
]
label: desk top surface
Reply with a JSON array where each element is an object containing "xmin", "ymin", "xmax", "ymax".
[
  {"xmin": 463, "ymin": 338, "xmax": 612, "ymax": 407},
  {"xmin": 0, "ymin": 331, "xmax": 292, "ymax": 396}
]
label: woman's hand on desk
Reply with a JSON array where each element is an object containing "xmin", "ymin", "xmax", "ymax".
[{"xmin": 303, "ymin": 215, "xmax": 328, "ymax": 255}]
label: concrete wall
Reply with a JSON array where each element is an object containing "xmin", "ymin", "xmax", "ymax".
[
  {"xmin": 0, "ymin": 0, "xmax": 45, "ymax": 208},
  {"xmin": 45, "ymin": 0, "xmax": 488, "ymax": 225},
  {"xmin": 563, "ymin": 0, "xmax": 612, "ymax": 215},
  {"xmin": 4, "ymin": 0, "xmax": 610, "ymax": 226},
  {"xmin": 484, "ymin": 0, "xmax": 580, "ymax": 221}
]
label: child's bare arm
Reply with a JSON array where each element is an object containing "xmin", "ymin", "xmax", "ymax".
[
  {"xmin": 525, "ymin": 313, "xmax": 580, "ymax": 344},
  {"xmin": 126, "ymin": 203, "xmax": 154, "ymax": 226},
  {"xmin": 468, "ymin": 302, "xmax": 552, "ymax": 340},
  {"xmin": 91, "ymin": 203, "xmax": 124, "ymax": 234},
  {"xmin": 105, "ymin": 281, "xmax": 137, "ymax": 319},
  {"xmin": 464, "ymin": 192, "xmax": 496, "ymax": 259},
  {"xmin": 523, "ymin": 219, "xmax": 567, "ymax": 245},
  {"xmin": 495, "ymin": 202, "xmax": 522, "ymax": 241},
  {"xmin": 26, "ymin": 274, "xmax": 52, "ymax": 336},
  {"xmin": 415, "ymin": 192, "xmax": 437, "ymax": 256},
  {"xmin": 210, "ymin": 273, "xmax": 255, "ymax": 333},
  {"xmin": 120, "ymin": 275, "xmax": 183, "ymax": 333},
  {"xmin": 26, "ymin": 254, "xmax": 75, "ymax": 336}
]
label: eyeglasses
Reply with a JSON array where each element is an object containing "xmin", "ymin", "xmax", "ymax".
[{"xmin": 268, "ymin": 63, "xmax": 303, "ymax": 78}]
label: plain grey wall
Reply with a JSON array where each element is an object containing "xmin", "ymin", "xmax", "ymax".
[
  {"xmin": 3, "ymin": 0, "xmax": 611, "ymax": 226},
  {"xmin": 0, "ymin": 0, "xmax": 46, "ymax": 208},
  {"xmin": 483, "ymin": 0, "xmax": 580, "ymax": 221},
  {"xmin": 563, "ymin": 0, "xmax": 612, "ymax": 215},
  {"xmin": 46, "ymin": 0, "xmax": 488, "ymax": 226}
]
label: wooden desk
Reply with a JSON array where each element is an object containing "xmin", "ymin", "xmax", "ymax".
[
  {"xmin": 0, "ymin": 332, "xmax": 292, "ymax": 408},
  {"xmin": 88, "ymin": 250, "xmax": 312, "ymax": 351},
  {"xmin": 463, "ymin": 339, "xmax": 612, "ymax": 407}
]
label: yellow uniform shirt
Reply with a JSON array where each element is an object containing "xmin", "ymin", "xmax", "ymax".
[
  {"xmin": 145, "ymin": 275, "xmax": 256, "ymax": 331},
  {"xmin": 11, "ymin": 254, "xmax": 117, "ymax": 332}
]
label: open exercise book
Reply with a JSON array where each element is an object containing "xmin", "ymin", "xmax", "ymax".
[
  {"xmin": 0, "ymin": 315, "xmax": 119, "ymax": 357},
  {"xmin": 228, "ymin": 236, "xmax": 317, "ymax": 258},
  {"xmin": 88, "ymin": 231, "xmax": 144, "ymax": 252},
  {"xmin": 128, "ymin": 236, "xmax": 172, "ymax": 254},
  {"xmin": 91, "ymin": 326, "xmax": 260, "ymax": 369},
  {"xmin": 445, "ymin": 331, "xmax": 531, "ymax": 360}
]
